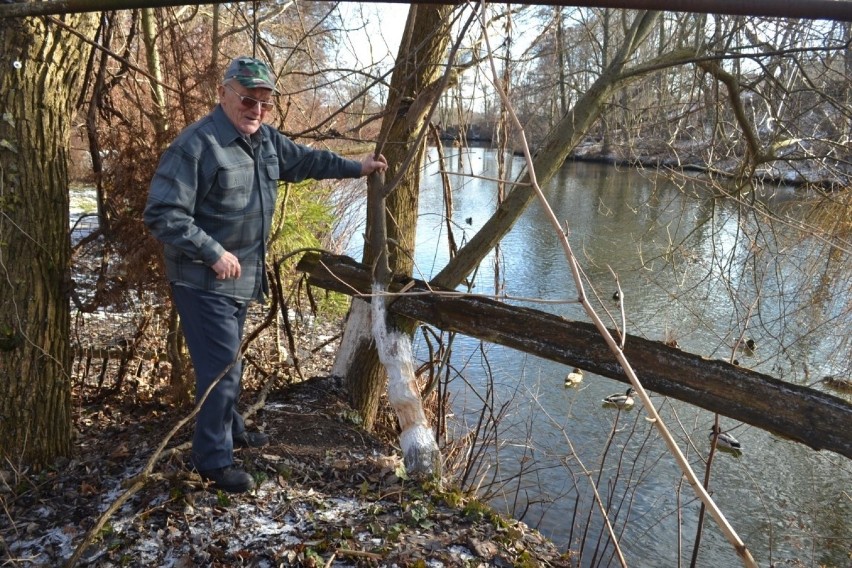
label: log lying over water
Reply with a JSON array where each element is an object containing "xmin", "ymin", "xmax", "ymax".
[{"xmin": 296, "ymin": 252, "xmax": 852, "ymax": 460}]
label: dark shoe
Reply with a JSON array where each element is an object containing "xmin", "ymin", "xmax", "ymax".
[
  {"xmin": 198, "ymin": 465, "xmax": 255, "ymax": 493},
  {"xmin": 234, "ymin": 430, "xmax": 269, "ymax": 448}
]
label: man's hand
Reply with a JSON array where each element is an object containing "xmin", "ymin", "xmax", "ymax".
[
  {"xmin": 212, "ymin": 251, "xmax": 242, "ymax": 280},
  {"xmin": 360, "ymin": 153, "xmax": 388, "ymax": 176}
]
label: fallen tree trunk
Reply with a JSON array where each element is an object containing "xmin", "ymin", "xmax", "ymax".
[{"xmin": 296, "ymin": 251, "xmax": 852, "ymax": 460}]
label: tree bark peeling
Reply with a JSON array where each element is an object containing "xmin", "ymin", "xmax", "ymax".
[
  {"xmin": 371, "ymin": 284, "xmax": 441, "ymax": 476},
  {"xmin": 368, "ymin": 171, "xmax": 439, "ymax": 477}
]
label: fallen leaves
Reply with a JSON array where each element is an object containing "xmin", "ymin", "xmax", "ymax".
[{"xmin": 3, "ymin": 377, "xmax": 571, "ymax": 567}]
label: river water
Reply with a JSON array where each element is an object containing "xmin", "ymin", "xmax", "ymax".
[{"xmin": 384, "ymin": 146, "xmax": 851, "ymax": 567}]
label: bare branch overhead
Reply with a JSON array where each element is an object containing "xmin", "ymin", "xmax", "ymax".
[{"xmin": 2, "ymin": 0, "xmax": 852, "ymax": 21}]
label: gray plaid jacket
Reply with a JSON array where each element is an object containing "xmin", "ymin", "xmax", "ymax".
[{"xmin": 144, "ymin": 105, "xmax": 362, "ymax": 301}]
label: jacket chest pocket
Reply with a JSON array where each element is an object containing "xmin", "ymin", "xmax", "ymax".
[
  {"xmin": 211, "ymin": 167, "xmax": 253, "ymax": 212},
  {"xmin": 264, "ymin": 160, "xmax": 279, "ymax": 180}
]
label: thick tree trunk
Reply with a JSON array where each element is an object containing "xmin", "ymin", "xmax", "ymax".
[
  {"xmin": 367, "ymin": 171, "xmax": 439, "ymax": 475},
  {"xmin": 334, "ymin": 4, "xmax": 454, "ymax": 430},
  {"xmin": 0, "ymin": 14, "xmax": 96, "ymax": 468},
  {"xmin": 299, "ymin": 252, "xmax": 852, "ymax": 460}
]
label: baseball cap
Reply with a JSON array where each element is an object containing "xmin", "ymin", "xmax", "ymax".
[{"xmin": 223, "ymin": 56, "xmax": 277, "ymax": 91}]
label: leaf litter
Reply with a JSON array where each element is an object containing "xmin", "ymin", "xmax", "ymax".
[{"xmin": 2, "ymin": 374, "xmax": 571, "ymax": 567}]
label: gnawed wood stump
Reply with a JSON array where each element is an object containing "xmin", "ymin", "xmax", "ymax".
[
  {"xmin": 365, "ymin": 167, "xmax": 440, "ymax": 478},
  {"xmin": 371, "ymin": 283, "xmax": 441, "ymax": 477}
]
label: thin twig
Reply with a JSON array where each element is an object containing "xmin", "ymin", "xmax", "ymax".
[
  {"xmin": 62, "ymin": 248, "xmax": 317, "ymax": 567},
  {"xmin": 64, "ymin": 355, "xmax": 240, "ymax": 568},
  {"xmin": 476, "ymin": 3, "xmax": 757, "ymax": 566}
]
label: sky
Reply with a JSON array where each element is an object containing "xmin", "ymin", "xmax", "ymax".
[{"xmin": 335, "ymin": 2, "xmax": 411, "ymax": 66}]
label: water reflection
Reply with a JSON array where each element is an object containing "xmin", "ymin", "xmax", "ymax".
[{"xmin": 398, "ymin": 147, "xmax": 851, "ymax": 566}]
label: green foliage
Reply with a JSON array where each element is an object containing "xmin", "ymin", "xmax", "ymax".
[
  {"xmin": 96, "ymin": 522, "xmax": 115, "ymax": 542},
  {"xmin": 303, "ymin": 547, "xmax": 324, "ymax": 565},
  {"xmin": 462, "ymin": 497, "xmax": 506, "ymax": 528},
  {"xmin": 106, "ymin": 539, "xmax": 123, "ymax": 551},
  {"xmin": 438, "ymin": 487, "xmax": 465, "ymax": 508},
  {"xmin": 404, "ymin": 500, "xmax": 432, "ymax": 528},
  {"xmin": 268, "ymin": 180, "xmax": 351, "ymax": 316},
  {"xmin": 331, "ymin": 526, "xmax": 354, "ymax": 540},
  {"xmin": 252, "ymin": 470, "xmax": 268, "ymax": 486},
  {"xmin": 307, "ymin": 287, "xmax": 351, "ymax": 318},
  {"xmin": 438, "ymin": 486, "xmax": 513, "ymax": 530},
  {"xmin": 268, "ymin": 180, "xmax": 332, "ymax": 259},
  {"xmin": 385, "ymin": 523, "xmax": 404, "ymax": 542},
  {"xmin": 514, "ymin": 550, "xmax": 539, "ymax": 568},
  {"xmin": 394, "ymin": 461, "xmax": 409, "ymax": 481},
  {"xmin": 216, "ymin": 490, "xmax": 230, "ymax": 507}
]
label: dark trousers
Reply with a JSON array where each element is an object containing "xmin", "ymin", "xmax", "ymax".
[{"xmin": 171, "ymin": 285, "xmax": 249, "ymax": 471}]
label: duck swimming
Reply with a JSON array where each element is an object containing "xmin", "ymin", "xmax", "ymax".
[
  {"xmin": 739, "ymin": 338, "xmax": 755, "ymax": 356},
  {"xmin": 822, "ymin": 375, "xmax": 852, "ymax": 393},
  {"xmin": 602, "ymin": 387, "xmax": 635, "ymax": 408},
  {"xmin": 709, "ymin": 424, "xmax": 742, "ymax": 452},
  {"xmin": 564, "ymin": 368, "xmax": 584, "ymax": 387}
]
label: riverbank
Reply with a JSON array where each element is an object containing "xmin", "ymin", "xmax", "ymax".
[
  {"xmin": 51, "ymin": 153, "xmax": 849, "ymax": 567},
  {"xmin": 442, "ymin": 132, "xmax": 851, "ymax": 190},
  {"xmin": 3, "ymin": 368, "xmax": 572, "ymax": 567},
  {"xmin": 568, "ymin": 140, "xmax": 850, "ymax": 189}
]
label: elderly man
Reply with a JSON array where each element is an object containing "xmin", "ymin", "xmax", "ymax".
[{"xmin": 145, "ymin": 56, "xmax": 387, "ymax": 493}]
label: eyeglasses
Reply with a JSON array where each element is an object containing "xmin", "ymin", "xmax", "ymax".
[{"xmin": 224, "ymin": 83, "xmax": 274, "ymax": 111}]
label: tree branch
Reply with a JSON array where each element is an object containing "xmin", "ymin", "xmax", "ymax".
[
  {"xmin": 296, "ymin": 252, "xmax": 852, "ymax": 462},
  {"xmin": 3, "ymin": 0, "xmax": 852, "ymax": 22}
]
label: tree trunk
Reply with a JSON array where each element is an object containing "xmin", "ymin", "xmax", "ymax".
[
  {"xmin": 333, "ymin": 4, "xmax": 454, "ymax": 430},
  {"xmin": 141, "ymin": 7, "xmax": 169, "ymax": 139},
  {"xmin": 600, "ymin": 8, "xmax": 613, "ymax": 155},
  {"xmin": 555, "ymin": 7, "xmax": 568, "ymax": 116},
  {"xmin": 139, "ymin": 7, "xmax": 192, "ymax": 404},
  {"xmin": 0, "ymin": 13, "xmax": 97, "ymax": 468},
  {"xmin": 432, "ymin": 10, "xmax": 661, "ymax": 289}
]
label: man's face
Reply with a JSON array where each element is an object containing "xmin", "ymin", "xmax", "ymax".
[{"xmin": 218, "ymin": 81, "xmax": 273, "ymax": 136}]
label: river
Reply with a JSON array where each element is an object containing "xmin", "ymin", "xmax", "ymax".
[{"xmin": 371, "ymin": 146, "xmax": 851, "ymax": 567}]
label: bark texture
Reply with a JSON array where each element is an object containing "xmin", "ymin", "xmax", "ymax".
[
  {"xmin": 337, "ymin": 4, "xmax": 454, "ymax": 430},
  {"xmin": 0, "ymin": 14, "xmax": 96, "ymax": 467}
]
